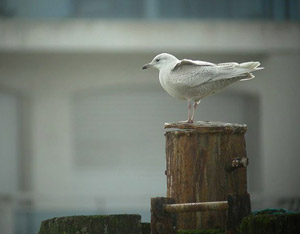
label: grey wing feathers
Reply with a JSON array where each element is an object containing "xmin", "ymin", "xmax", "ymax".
[
  {"xmin": 210, "ymin": 61, "xmax": 263, "ymax": 82},
  {"xmin": 217, "ymin": 61, "xmax": 262, "ymax": 70},
  {"xmin": 170, "ymin": 60, "xmax": 263, "ymax": 88},
  {"xmin": 171, "ymin": 59, "xmax": 218, "ymax": 87},
  {"xmin": 172, "ymin": 59, "xmax": 216, "ymax": 70},
  {"xmin": 217, "ymin": 62, "xmax": 239, "ymax": 67}
]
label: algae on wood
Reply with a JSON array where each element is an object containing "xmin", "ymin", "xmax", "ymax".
[
  {"xmin": 178, "ymin": 229, "xmax": 224, "ymax": 234},
  {"xmin": 39, "ymin": 214, "xmax": 142, "ymax": 234},
  {"xmin": 240, "ymin": 212, "xmax": 300, "ymax": 234},
  {"xmin": 141, "ymin": 222, "xmax": 151, "ymax": 234}
]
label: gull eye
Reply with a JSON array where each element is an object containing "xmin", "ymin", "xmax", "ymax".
[{"xmin": 155, "ymin": 59, "xmax": 160, "ymax": 62}]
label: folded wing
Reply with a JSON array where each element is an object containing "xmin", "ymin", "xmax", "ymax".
[
  {"xmin": 170, "ymin": 59, "xmax": 263, "ymax": 87},
  {"xmin": 171, "ymin": 59, "xmax": 218, "ymax": 87}
]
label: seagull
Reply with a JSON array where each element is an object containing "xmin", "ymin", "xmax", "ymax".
[{"xmin": 142, "ymin": 53, "xmax": 263, "ymax": 123}]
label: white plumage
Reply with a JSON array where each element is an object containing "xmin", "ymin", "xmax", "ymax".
[{"xmin": 143, "ymin": 53, "xmax": 263, "ymax": 123}]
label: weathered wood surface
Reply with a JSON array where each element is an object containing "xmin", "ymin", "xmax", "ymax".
[
  {"xmin": 165, "ymin": 121, "xmax": 248, "ymax": 230},
  {"xmin": 165, "ymin": 121, "xmax": 247, "ymax": 134},
  {"xmin": 151, "ymin": 197, "xmax": 177, "ymax": 234},
  {"xmin": 240, "ymin": 210, "xmax": 300, "ymax": 234},
  {"xmin": 38, "ymin": 214, "xmax": 143, "ymax": 234},
  {"xmin": 151, "ymin": 194, "xmax": 250, "ymax": 233},
  {"xmin": 165, "ymin": 201, "xmax": 228, "ymax": 213},
  {"xmin": 227, "ymin": 193, "xmax": 251, "ymax": 233}
]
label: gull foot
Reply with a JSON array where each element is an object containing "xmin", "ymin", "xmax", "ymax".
[{"xmin": 179, "ymin": 120, "xmax": 194, "ymax": 124}]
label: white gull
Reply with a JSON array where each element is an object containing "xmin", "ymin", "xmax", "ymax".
[{"xmin": 143, "ymin": 53, "xmax": 263, "ymax": 123}]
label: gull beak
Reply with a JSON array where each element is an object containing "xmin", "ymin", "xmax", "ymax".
[{"xmin": 142, "ymin": 63, "xmax": 152, "ymax": 70}]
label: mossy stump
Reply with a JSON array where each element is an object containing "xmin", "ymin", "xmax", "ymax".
[
  {"xmin": 142, "ymin": 222, "xmax": 151, "ymax": 234},
  {"xmin": 38, "ymin": 214, "xmax": 145, "ymax": 234},
  {"xmin": 165, "ymin": 121, "xmax": 248, "ymax": 230},
  {"xmin": 240, "ymin": 211, "xmax": 300, "ymax": 234},
  {"xmin": 178, "ymin": 229, "xmax": 225, "ymax": 234}
]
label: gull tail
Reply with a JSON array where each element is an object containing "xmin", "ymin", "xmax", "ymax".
[
  {"xmin": 239, "ymin": 61, "xmax": 264, "ymax": 71},
  {"xmin": 239, "ymin": 62, "xmax": 264, "ymax": 81},
  {"xmin": 214, "ymin": 61, "xmax": 264, "ymax": 82},
  {"xmin": 240, "ymin": 72, "xmax": 255, "ymax": 81}
]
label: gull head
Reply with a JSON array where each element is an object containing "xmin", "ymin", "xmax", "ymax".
[{"xmin": 142, "ymin": 53, "xmax": 179, "ymax": 70}]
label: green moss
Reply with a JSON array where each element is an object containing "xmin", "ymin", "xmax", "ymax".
[
  {"xmin": 38, "ymin": 214, "xmax": 142, "ymax": 234},
  {"xmin": 141, "ymin": 223, "xmax": 150, "ymax": 234},
  {"xmin": 178, "ymin": 229, "xmax": 224, "ymax": 234},
  {"xmin": 240, "ymin": 212, "xmax": 300, "ymax": 234},
  {"xmin": 38, "ymin": 209, "xmax": 300, "ymax": 234},
  {"xmin": 252, "ymin": 208, "xmax": 295, "ymax": 215}
]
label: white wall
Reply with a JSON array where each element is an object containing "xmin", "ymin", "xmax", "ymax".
[
  {"xmin": 258, "ymin": 53, "xmax": 300, "ymax": 203},
  {"xmin": 0, "ymin": 93, "xmax": 20, "ymax": 234},
  {"xmin": 0, "ymin": 20, "xmax": 299, "ymax": 52},
  {"xmin": 0, "ymin": 93, "xmax": 20, "ymax": 194}
]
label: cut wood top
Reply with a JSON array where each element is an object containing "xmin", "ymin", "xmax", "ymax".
[{"xmin": 164, "ymin": 121, "xmax": 247, "ymax": 134}]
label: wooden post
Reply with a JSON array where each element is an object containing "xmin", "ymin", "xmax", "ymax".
[
  {"xmin": 165, "ymin": 121, "xmax": 249, "ymax": 230},
  {"xmin": 151, "ymin": 197, "xmax": 177, "ymax": 234},
  {"xmin": 227, "ymin": 193, "xmax": 251, "ymax": 233},
  {"xmin": 38, "ymin": 215, "xmax": 143, "ymax": 234},
  {"xmin": 165, "ymin": 201, "xmax": 228, "ymax": 213}
]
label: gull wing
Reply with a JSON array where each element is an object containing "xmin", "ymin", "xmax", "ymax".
[
  {"xmin": 170, "ymin": 60, "xmax": 262, "ymax": 87},
  {"xmin": 173, "ymin": 59, "xmax": 216, "ymax": 70},
  {"xmin": 209, "ymin": 61, "xmax": 263, "ymax": 81},
  {"xmin": 170, "ymin": 59, "xmax": 218, "ymax": 87}
]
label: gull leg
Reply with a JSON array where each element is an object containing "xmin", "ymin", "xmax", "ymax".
[
  {"xmin": 191, "ymin": 100, "xmax": 201, "ymax": 122},
  {"xmin": 187, "ymin": 100, "xmax": 193, "ymax": 123}
]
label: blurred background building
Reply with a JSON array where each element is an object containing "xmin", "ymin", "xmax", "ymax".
[{"xmin": 0, "ymin": 0, "xmax": 300, "ymax": 233}]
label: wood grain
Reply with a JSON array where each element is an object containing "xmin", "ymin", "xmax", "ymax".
[{"xmin": 165, "ymin": 121, "xmax": 248, "ymax": 229}]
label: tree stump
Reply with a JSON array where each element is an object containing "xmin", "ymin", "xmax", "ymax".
[
  {"xmin": 151, "ymin": 197, "xmax": 177, "ymax": 234},
  {"xmin": 38, "ymin": 214, "xmax": 143, "ymax": 234},
  {"xmin": 240, "ymin": 210, "xmax": 300, "ymax": 234},
  {"xmin": 164, "ymin": 121, "xmax": 249, "ymax": 230}
]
